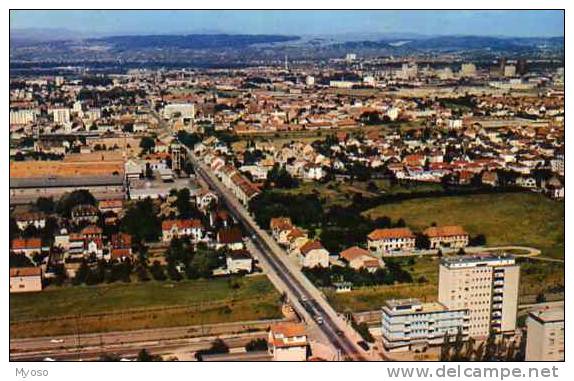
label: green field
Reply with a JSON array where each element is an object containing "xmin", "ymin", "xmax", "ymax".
[
  {"xmin": 363, "ymin": 192, "xmax": 564, "ymax": 259},
  {"xmin": 10, "ymin": 275, "xmax": 282, "ymax": 338}
]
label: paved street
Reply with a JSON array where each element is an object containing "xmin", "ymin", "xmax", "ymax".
[{"xmin": 184, "ymin": 146, "xmax": 374, "ymax": 361}]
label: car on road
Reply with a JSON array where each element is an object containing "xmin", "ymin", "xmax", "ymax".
[
  {"xmin": 335, "ymin": 329, "xmax": 344, "ymax": 337},
  {"xmin": 357, "ymin": 340, "xmax": 370, "ymax": 351},
  {"xmin": 49, "ymin": 339, "xmax": 64, "ymax": 344}
]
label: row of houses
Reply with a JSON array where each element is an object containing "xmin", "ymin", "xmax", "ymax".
[
  {"xmin": 367, "ymin": 225, "xmax": 469, "ymax": 256},
  {"xmin": 270, "ymin": 217, "xmax": 385, "ymax": 271}
]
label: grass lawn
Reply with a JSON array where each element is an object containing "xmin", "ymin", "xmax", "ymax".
[
  {"xmin": 363, "ymin": 192, "xmax": 564, "ymax": 259},
  {"xmin": 10, "ymin": 275, "xmax": 282, "ymax": 338}
]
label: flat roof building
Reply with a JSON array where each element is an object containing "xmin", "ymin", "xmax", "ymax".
[
  {"xmin": 526, "ymin": 304, "xmax": 564, "ymax": 361},
  {"xmin": 438, "ymin": 254, "xmax": 519, "ymax": 338},
  {"xmin": 381, "ymin": 298, "xmax": 469, "ymax": 352}
]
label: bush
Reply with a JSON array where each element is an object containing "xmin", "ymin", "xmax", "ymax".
[{"xmin": 245, "ymin": 338, "xmax": 268, "ymax": 352}]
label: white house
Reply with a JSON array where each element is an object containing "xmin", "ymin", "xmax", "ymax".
[
  {"xmin": 268, "ymin": 323, "xmax": 308, "ymax": 361},
  {"xmin": 299, "ymin": 240, "xmax": 330, "ymax": 268},
  {"xmin": 226, "ymin": 250, "xmax": 253, "ymax": 274},
  {"xmin": 161, "ymin": 219, "xmax": 204, "ymax": 243}
]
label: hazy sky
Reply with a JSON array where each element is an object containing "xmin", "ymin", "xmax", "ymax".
[{"xmin": 10, "ymin": 10, "xmax": 564, "ymax": 37}]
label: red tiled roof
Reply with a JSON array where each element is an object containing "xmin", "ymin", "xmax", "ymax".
[
  {"xmin": 300, "ymin": 240, "xmax": 326, "ymax": 255},
  {"xmin": 111, "ymin": 248, "xmax": 132, "ymax": 260},
  {"xmin": 11, "ymin": 238, "xmax": 42, "ymax": 250},
  {"xmin": 218, "ymin": 227, "xmax": 243, "ymax": 244},
  {"xmin": 81, "ymin": 225, "xmax": 103, "ymax": 236},
  {"xmin": 111, "ymin": 233, "xmax": 132, "ymax": 248},
  {"xmin": 340, "ymin": 246, "xmax": 372, "ymax": 262},
  {"xmin": 10, "ymin": 267, "xmax": 42, "ymax": 277},
  {"xmin": 368, "ymin": 228, "xmax": 415, "ymax": 241},
  {"xmin": 423, "ymin": 225, "xmax": 468, "ymax": 238},
  {"xmin": 162, "ymin": 219, "xmax": 203, "ymax": 231},
  {"xmin": 270, "ymin": 217, "xmax": 293, "ymax": 231},
  {"xmin": 271, "ymin": 322, "xmax": 306, "ymax": 338}
]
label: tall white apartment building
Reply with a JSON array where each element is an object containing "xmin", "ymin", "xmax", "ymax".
[
  {"xmin": 526, "ymin": 304, "xmax": 564, "ymax": 361},
  {"xmin": 438, "ymin": 254, "xmax": 519, "ymax": 338},
  {"xmin": 50, "ymin": 108, "xmax": 71, "ymax": 125},
  {"xmin": 381, "ymin": 298, "xmax": 469, "ymax": 352},
  {"xmin": 10, "ymin": 109, "xmax": 38, "ymax": 125}
]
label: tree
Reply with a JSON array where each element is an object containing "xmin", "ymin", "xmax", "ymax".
[
  {"xmin": 195, "ymin": 339, "xmax": 229, "ymax": 361},
  {"xmin": 56, "ymin": 190, "xmax": 97, "ymax": 217},
  {"xmin": 137, "ymin": 349, "xmax": 162, "ymax": 362},
  {"xmin": 245, "ymin": 338, "xmax": 268, "ymax": 352},
  {"xmin": 73, "ymin": 261, "xmax": 90, "ymax": 285},
  {"xmin": 189, "ymin": 246, "xmax": 225, "ymax": 279},
  {"xmin": 35, "ymin": 197, "xmax": 55, "ymax": 213},
  {"xmin": 174, "ymin": 188, "xmax": 193, "ymax": 218},
  {"xmin": 139, "ymin": 137, "xmax": 156, "ymax": 154},
  {"xmin": 121, "ymin": 198, "xmax": 161, "ymax": 243},
  {"xmin": 150, "ymin": 261, "xmax": 167, "ymax": 281},
  {"xmin": 470, "ymin": 234, "xmax": 487, "ymax": 246},
  {"xmin": 9, "ymin": 253, "xmax": 34, "ymax": 268}
]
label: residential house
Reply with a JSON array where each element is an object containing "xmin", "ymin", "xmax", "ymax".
[
  {"xmin": 110, "ymin": 233, "xmax": 133, "ymax": 261},
  {"xmin": 299, "ymin": 240, "xmax": 329, "ymax": 268},
  {"xmin": 14, "ymin": 212, "xmax": 46, "ymax": 230},
  {"xmin": 217, "ymin": 227, "xmax": 244, "ymax": 250},
  {"xmin": 423, "ymin": 226, "xmax": 469, "ymax": 250},
  {"xmin": 270, "ymin": 217, "xmax": 293, "ymax": 239},
  {"xmin": 162, "ymin": 219, "xmax": 204, "ymax": 243},
  {"xmin": 98, "ymin": 199, "xmax": 124, "ymax": 215},
  {"xmin": 84, "ymin": 238, "xmax": 104, "ymax": 258},
  {"xmin": 10, "ymin": 267, "xmax": 43, "ymax": 293},
  {"xmin": 11, "ymin": 237, "xmax": 44, "ymax": 258},
  {"xmin": 268, "ymin": 323, "xmax": 308, "ymax": 361},
  {"xmin": 286, "ymin": 228, "xmax": 309, "ymax": 255},
  {"xmin": 367, "ymin": 228, "xmax": 416, "ymax": 256},
  {"xmin": 71, "ymin": 204, "xmax": 100, "ymax": 225},
  {"xmin": 481, "ymin": 171, "xmax": 499, "ymax": 187},
  {"xmin": 340, "ymin": 246, "xmax": 384, "ymax": 272},
  {"xmin": 226, "ymin": 249, "xmax": 253, "ymax": 274}
]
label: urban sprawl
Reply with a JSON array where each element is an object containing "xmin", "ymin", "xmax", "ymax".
[{"xmin": 9, "ymin": 54, "xmax": 564, "ymax": 362}]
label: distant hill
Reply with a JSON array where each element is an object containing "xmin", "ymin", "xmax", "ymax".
[
  {"xmin": 335, "ymin": 35, "xmax": 564, "ymax": 52},
  {"xmin": 87, "ymin": 34, "xmax": 300, "ymax": 50}
]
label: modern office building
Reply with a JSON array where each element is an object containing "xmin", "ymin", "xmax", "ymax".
[
  {"xmin": 381, "ymin": 298, "xmax": 469, "ymax": 352},
  {"xmin": 438, "ymin": 254, "xmax": 520, "ymax": 338},
  {"xmin": 526, "ymin": 304, "xmax": 564, "ymax": 361}
]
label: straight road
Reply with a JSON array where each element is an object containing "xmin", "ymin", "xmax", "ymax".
[{"xmin": 184, "ymin": 147, "xmax": 372, "ymax": 361}]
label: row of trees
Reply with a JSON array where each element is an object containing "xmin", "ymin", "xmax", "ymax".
[
  {"xmin": 440, "ymin": 330, "xmax": 526, "ymax": 361},
  {"xmin": 303, "ymin": 260, "xmax": 413, "ymax": 288}
]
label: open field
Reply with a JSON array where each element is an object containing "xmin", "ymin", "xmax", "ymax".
[
  {"xmin": 326, "ymin": 255, "xmax": 564, "ymax": 313},
  {"xmin": 272, "ymin": 179, "xmax": 445, "ymax": 209},
  {"xmin": 363, "ymin": 192, "xmax": 564, "ymax": 259},
  {"xmin": 10, "ymin": 275, "xmax": 282, "ymax": 338}
]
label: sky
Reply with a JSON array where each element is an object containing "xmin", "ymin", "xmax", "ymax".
[{"xmin": 10, "ymin": 10, "xmax": 564, "ymax": 38}]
